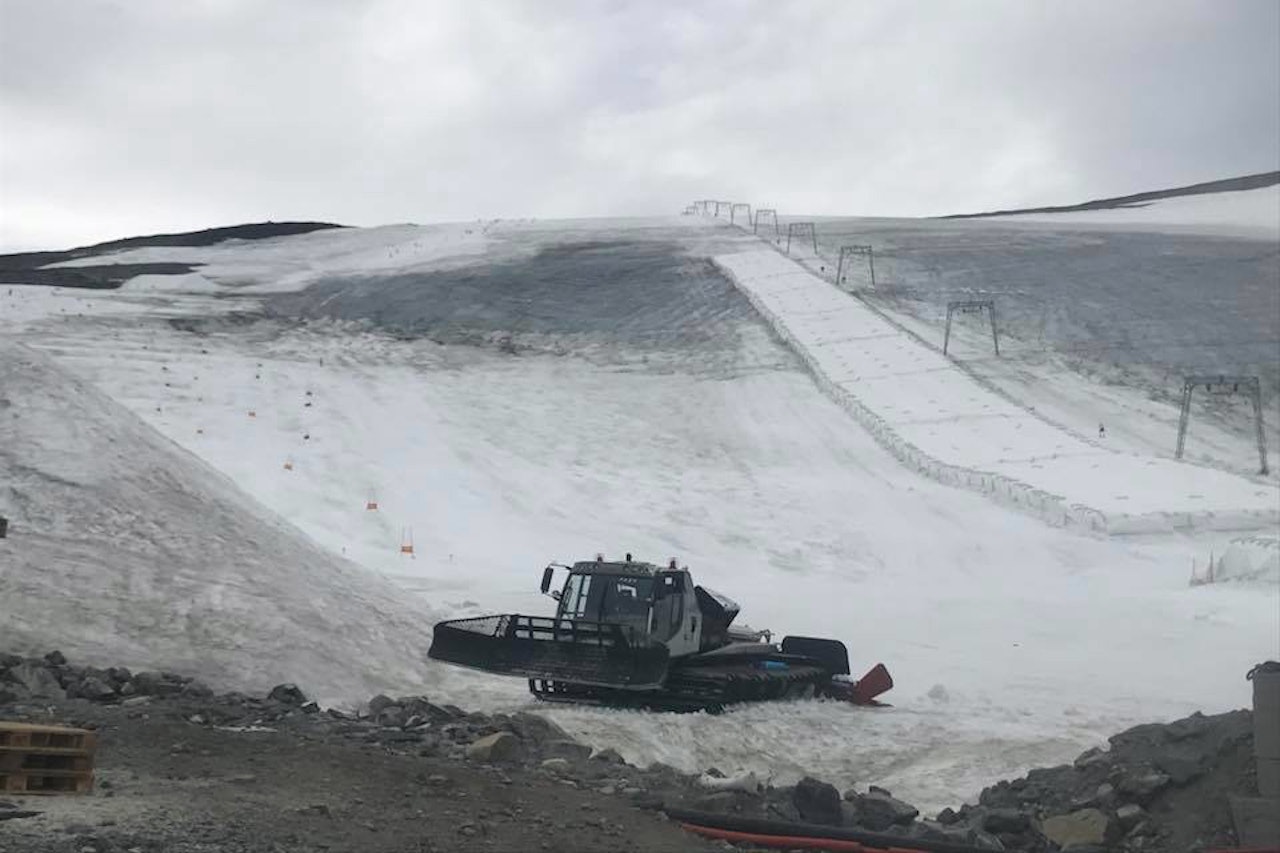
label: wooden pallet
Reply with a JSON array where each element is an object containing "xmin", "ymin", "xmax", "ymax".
[
  {"xmin": 0, "ymin": 751, "xmax": 94, "ymax": 773},
  {"xmin": 0, "ymin": 722, "xmax": 96, "ymax": 795},
  {"xmin": 0, "ymin": 722, "xmax": 96, "ymax": 752},
  {"xmin": 0, "ymin": 770, "xmax": 94, "ymax": 794}
]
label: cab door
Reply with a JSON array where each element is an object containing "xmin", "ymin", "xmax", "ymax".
[{"xmin": 655, "ymin": 571, "xmax": 701, "ymax": 657}]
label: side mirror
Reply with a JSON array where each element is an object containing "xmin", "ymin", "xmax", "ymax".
[{"xmin": 540, "ymin": 565, "xmax": 555, "ymax": 595}]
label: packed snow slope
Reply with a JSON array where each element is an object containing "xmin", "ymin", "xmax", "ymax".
[
  {"xmin": 2, "ymin": 213, "xmax": 1277, "ymax": 812},
  {"xmin": 715, "ymin": 249, "xmax": 1276, "ymax": 534},
  {"xmin": 0, "ymin": 339, "xmax": 442, "ymax": 704},
  {"xmin": 757, "ymin": 185, "xmax": 1280, "ymax": 483}
]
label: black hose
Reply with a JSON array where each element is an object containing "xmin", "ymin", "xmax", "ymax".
[{"xmin": 662, "ymin": 807, "xmax": 1007, "ymax": 853}]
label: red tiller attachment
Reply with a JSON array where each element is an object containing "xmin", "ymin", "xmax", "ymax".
[
  {"xmin": 825, "ymin": 663, "xmax": 894, "ymax": 706},
  {"xmin": 851, "ymin": 663, "xmax": 894, "ymax": 705},
  {"xmin": 819, "ymin": 660, "xmax": 890, "ymax": 701}
]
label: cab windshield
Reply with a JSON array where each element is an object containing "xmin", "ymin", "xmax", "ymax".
[{"xmin": 560, "ymin": 574, "xmax": 655, "ymax": 631}]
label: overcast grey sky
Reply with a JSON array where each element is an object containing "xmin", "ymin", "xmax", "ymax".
[{"xmin": 2, "ymin": 0, "xmax": 1277, "ymax": 250}]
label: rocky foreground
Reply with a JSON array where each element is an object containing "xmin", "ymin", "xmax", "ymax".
[{"xmin": 0, "ymin": 652, "xmax": 1263, "ymax": 852}]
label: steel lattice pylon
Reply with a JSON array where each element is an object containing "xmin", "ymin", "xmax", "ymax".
[
  {"xmin": 1175, "ymin": 375, "xmax": 1268, "ymax": 474},
  {"xmin": 943, "ymin": 299, "xmax": 999, "ymax": 357},
  {"xmin": 836, "ymin": 245, "xmax": 876, "ymax": 289},
  {"xmin": 786, "ymin": 222, "xmax": 818, "ymax": 255},
  {"xmin": 754, "ymin": 208, "xmax": 779, "ymax": 235}
]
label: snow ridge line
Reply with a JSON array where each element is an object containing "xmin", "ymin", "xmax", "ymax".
[{"xmin": 713, "ymin": 253, "xmax": 1277, "ymax": 536}]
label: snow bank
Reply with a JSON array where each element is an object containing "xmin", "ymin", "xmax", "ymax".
[
  {"xmin": 715, "ymin": 250, "xmax": 1278, "ymax": 535},
  {"xmin": 1192, "ymin": 536, "xmax": 1280, "ymax": 586},
  {"xmin": 43, "ymin": 222, "xmax": 493, "ymax": 294},
  {"xmin": 0, "ymin": 338, "xmax": 441, "ymax": 704},
  {"xmin": 991, "ymin": 184, "xmax": 1280, "ymax": 239}
]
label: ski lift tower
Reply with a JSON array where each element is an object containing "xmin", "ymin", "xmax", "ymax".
[
  {"xmin": 754, "ymin": 209, "xmax": 779, "ymax": 235},
  {"xmin": 943, "ymin": 299, "xmax": 999, "ymax": 357},
  {"xmin": 836, "ymin": 245, "xmax": 876, "ymax": 289},
  {"xmin": 786, "ymin": 222, "xmax": 818, "ymax": 255},
  {"xmin": 1175, "ymin": 375, "xmax": 1268, "ymax": 474}
]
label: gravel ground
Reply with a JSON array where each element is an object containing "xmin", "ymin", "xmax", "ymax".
[{"xmin": 0, "ymin": 696, "xmax": 718, "ymax": 853}]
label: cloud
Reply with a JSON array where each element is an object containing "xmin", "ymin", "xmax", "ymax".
[{"xmin": 2, "ymin": 0, "xmax": 1277, "ymax": 249}]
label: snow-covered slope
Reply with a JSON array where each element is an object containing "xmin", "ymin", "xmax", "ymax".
[
  {"xmin": 44, "ymin": 221, "xmax": 496, "ymax": 292},
  {"xmin": 771, "ymin": 194, "xmax": 1279, "ymax": 483},
  {"xmin": 0, "ymin": 338, "xmax": 440, "ymax": 704},
  {"xmin": 716, "ymin": 249, "xmax": 1277, "ymax": 534},
  {"xmin": 2, "ymin": 213, "xmax": 1276, "ymax": 810},
  {"xmin": 988, "ymin": 183, "xmax": 1280, "ymax": 238}
]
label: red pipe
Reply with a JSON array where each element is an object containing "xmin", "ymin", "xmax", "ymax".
[{"xmin": 680, "ymin": 822, "xmax": 929, "ymax": 853}]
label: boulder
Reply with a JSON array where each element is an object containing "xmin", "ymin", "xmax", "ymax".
[
  {"xmin": 421, "ymin": 702, "xmax": 458, "ymax": 723},
  {"xmin": 1073, "ymin": 746, "xmax": 1111, "ymax": 769},
  {"xmin": 968, "ymin": 829, "xmax": 1006, "ymax": 850},
  {"xmin": 267, "ymin": 684, "xmax": 308, "ymax": 706},
  {"xmin": 1153, "ymin": 754, "xmax": 1204, "ymax": 786},
  {"xmin": 508, "ymin": 711, "xmax": 570, "ymax": 743},
  {"xmin": 1163, "ymin": 712, "xmax": 1210, "ymax": 741},
  {"xmin": 7, "ymin": 663, "xmax": 65, "ymax": 699},
  {"xmin": 132, "ymin": 671, "xmax": 183, "ymax": 696},
  {"xmin": 543, "ymin": 739, "xmax": 592, "ymax": 761},
  {"xmin": 904, "ymin": 821, "xmax": 981, "ymax": 846},
  {"xmin": 1090, "ymin": 782, "xmax": 1117, "ymax": 809},
  {"xmin": 395, "ymin": 696, "xmax": 435, "ymax": 721},
  {"xmin": 1115, "ymin": 769, "xmax": 1170, "ymax": 805},
  {"xmin": 367, "ymin": 694, "xmax": 396, "ymax": 717},
  {"xmin": 981, "ymin": 807, "xmax": 1029, "ymax": 834},
  {"xmin": 1116, "ymin": 803, "xmax": 1145, "ymax": 831},
  {"xmin": 466, "ymin": 731, "xmax": 519, "ymax": 763},
  {"xmin": 845, "ymin": 788, "xmax": 919, "ymax": 830},
  {"xmin": 181, "ymin": 680, "xmax": 214, "ymax": 699},
  {"xmin": 590, "ymin": 748, "xmax": 625, "ymax": 764},
  {"xmin": 43, "ymin": 650, "xmax": 67, "ymax": 666},
  {"xmin": 697, "ymin": 771, "xmax": 761, "ymax": 794},
  {"xmin": 793, "ymin": 776, "xmax": 842, "ymax": 826},
  {"xmin": 1042, "ymin": 808, "xmax": 1111, "ymax": 849},
  {"xmin": 540, "ymin": 758, "xmax": 571, "ymax": 772},
  {"xmin": 70, "ymin": 676, "xmax": 117, "ymax": 701},
  {"xmin": 376, "ymin": 706, "xmax": 408, "ymax": 729}
]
